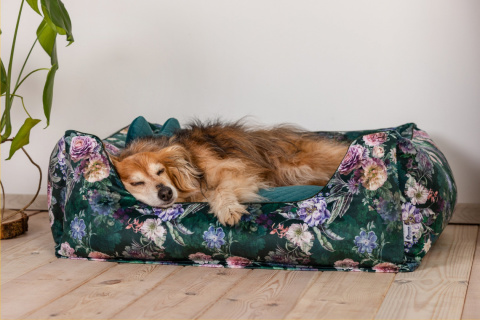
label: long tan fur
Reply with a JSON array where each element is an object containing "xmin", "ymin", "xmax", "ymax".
[{"xmin": 112, "ymin": 120, "xmax": 349, "ymax": 226}]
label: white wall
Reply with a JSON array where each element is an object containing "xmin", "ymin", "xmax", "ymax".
[{"xmin": 2, "ymin": 0, "xmax": 479, "ymax": 203}]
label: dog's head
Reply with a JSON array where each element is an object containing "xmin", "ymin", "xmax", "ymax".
[{"xmin": 112, "ymin": 145, "xmax": 202, "ymax": 207}]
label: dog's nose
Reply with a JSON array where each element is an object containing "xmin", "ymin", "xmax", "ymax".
[{"xmin": 158, "ymin": 186, "xmax": 173, "ymax": 202}]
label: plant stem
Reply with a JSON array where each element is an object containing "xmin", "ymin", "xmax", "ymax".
[
  {"xmin": 1, "ymin": 138, "xmax": 43, "ymax": 222},
  {"xmin": 12, "ymin": 68, "xmax": 49, "ymax": 96},
  {"xmin": 6, "ymin": 0, "xmax": 25, "ymax": 105},
  {"xmin": 11, "ymin": 95, "xmax": 32, "ymax": 118},
  {"xmin": 14, "ymin": 39, "xmax": 38, "ymax": 90},
  {"xmin": 1, "ymin": 0, "xmax": 25, "ymax": 142}
]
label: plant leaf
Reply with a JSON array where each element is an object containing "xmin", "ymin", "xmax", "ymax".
[
  {"xmin": 43, "ymin": 63, "xmax": 58, "ymax": 127},
  {"xmin": 327, "ymin": 192, "xmax": 353, "ymax": 224},
  {"xmin": 318, "ymin": 233, "xmax": 335, "ymax": 252},
  {"xmin": 42, "ymin": 8, "xmax": 66, "ymax": 36},
  {"xmin": 1, "ymin": 59, "xmax": 6, "ymax": 95},
  {"xmin": 166, "ymin": 221, "xmax": 186, "ymax": 246},
  {"xmin": 1, "ymin": 113, "xmax": 6, "ymax": 133},
  {"xmin": 40, "ymin": 0, "xmax": 74, "ymax": 44},
  {"xmin": 6, "ymin": 118, "xmax": 41, "ymax": 160},
  {"xmin": 178, "ymin": 203, "xmax": 206, "ymax": 220},
  {"xmin": 320, "ymin": 225, "xmax": 345, "ymax": 241},
  {"xmin": 313, "ymin": 227, "xmax": 335, "ymax": 252},
  {"xmin": 36, "ymin": 19, "xmax": 57, "ymax": 56},
  {"xmin": 1, "ymin": 112, "xmax": 12, "ymax": 142},
  {"xmin": 26, "ymin": 0, "xmax": 41, "ymax": 15},
  {"xmin": 173, "ymin": 221, "xmax": 193, "ymax": 235}
]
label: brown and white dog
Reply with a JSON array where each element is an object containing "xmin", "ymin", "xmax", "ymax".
[{"xmin": 110, "ymin": 120, "xmax": 348, "ymax": 226}]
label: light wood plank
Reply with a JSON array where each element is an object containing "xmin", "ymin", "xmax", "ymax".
[
  {"xmin": 25, "ymin": 264, "xmax": 182, "ymax": 319},
  {"xmin": 0, "ymin": 259, "xmax": 115, "ymax": 319},
  {"xmin": 199, "ymin": 269, "xmax": 320, "ymax": 319},
  {"xmin": 113, "ymin": 266, "xmax": 251, "ymax": 319},
  {"xmin": 375, "ymin": 225, "xmax": 478, "ymax": 319},
  {"xmin": 462, "ymin": 228, "xmax": 480, "ymax": 319},
  {"xmin": 1, "ymin": 232, "xmax": 57, "ymax": 284},
  {"xmin": 286, "ymin": 271, "xmax": 395, "ymax": 319},
  {"xmin": 450, "ymin": 203, "xmax": 480, "ymax": 225},
  {"xmin": 1, "ymin": 211, "xmax": 50, "ymax": 251}
]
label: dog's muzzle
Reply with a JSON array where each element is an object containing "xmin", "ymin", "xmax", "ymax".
[{"xmin": 158, "ymin": 186, "xmax": 173, "ymax": 202}]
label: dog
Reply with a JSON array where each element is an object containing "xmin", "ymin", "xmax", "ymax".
[{"xmin": 110, "ymin": 120, "xmax": 348, "ymax": 226}]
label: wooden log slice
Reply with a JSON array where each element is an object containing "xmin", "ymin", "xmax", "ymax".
[{"xmin": 1, "ymin": 211, "xmax": 29, "ymax": 239}]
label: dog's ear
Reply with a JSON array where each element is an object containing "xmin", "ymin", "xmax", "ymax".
[
  {"xmin": 160, "ymin": 146, "xmax": 202, "ymax": 194},
  {"xmin": 107, "ymin": 153, "xmax": 120, "ymax": 167}
]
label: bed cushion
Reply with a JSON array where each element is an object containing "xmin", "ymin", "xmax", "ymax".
[{"xmin": 48, "ymin": 120, "xmax": 457, "ymax": 272}]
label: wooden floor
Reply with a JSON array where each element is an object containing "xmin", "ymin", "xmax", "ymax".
[{"xmin": 1, "ymin": 204, "xmax": 479, "ymax": 319}]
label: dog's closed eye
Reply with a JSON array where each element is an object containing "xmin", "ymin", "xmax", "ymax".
[
  {"xmin": 156, "ymin": 169, "xmax": 165, "ymax": 175},
  {"xmin": 130, "ymin": 181, "xmax": 145, "ymax": 186}
]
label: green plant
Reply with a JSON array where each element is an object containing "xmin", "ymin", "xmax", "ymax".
[{"xmin": 1, "ymin": 0, "xmax": 74, "ymax": 159}]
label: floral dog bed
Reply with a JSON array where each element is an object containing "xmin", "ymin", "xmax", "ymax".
[{"xmin": 48, "ymin": 120, "xmax": 457, "ymax": 272}]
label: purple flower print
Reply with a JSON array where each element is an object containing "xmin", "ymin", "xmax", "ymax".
[
  {"xmin": 415, "ymin": 151, "xmax": 433, "ymax": 176},
  {"xmin": 153, "ymin": 204, "xmax": 185, "ymax": 221},
  {"xmin": 203, "ymin": 226, "xmax": 226, "ymax": 249},
  {"xmin": 88, "ymin": 189, "xmax": 120, "ymax": 216},
  {"xmin": 354, "ymin": 230, "xmax": 378, "ymax": 254},
  {"xmin": 70, "ymin": 136, "xmax": 99, "ymax": 162},
  {"xmin": 255, "ymin": 212, "xmax": 276, "ymax": 228},
  {"xmin": 406, "ymin": 158, "xmax": 415, "ymax": 170},
  {"xmin": 347, "ymin": 177, "xmax": 361, "ymax": 194},
  {"xmin": 113, "ymin": 208, "xmax": 135, "ymax": 224},
  {"xmin": 297, "ymin": 196, "xmax": 331, "ymax": 227},
  {"xmin": 338, "ymin": 145, "xmax": 365, "ymax": 175},
  {"xmin": 103, "ymin": 142, "xmax": 120, "ymax": 156},
  {"xmin": 70, "ymin": 217, "xmax": 86, "ymax": 240},
  {"xmin": 376, "ymin": 197, "xmax": 400, "ymax": 222},
  {"xmin": 402, "ymin": 202, "xmax": 422, "ymax": 225},
  {"xmin": 57, "ymin": 136, "xmax": 67, "ymax": 167},
  {"xmin": 73, "ymin": 163, "xmax": 84, "ymax": 182},
  {"xmin": 413, "ymin": 129, "xmax": 430, "ymax": 139},
  {"xmin": 398, "ymin": 138, "xmax": 417, "ymax": 155}
]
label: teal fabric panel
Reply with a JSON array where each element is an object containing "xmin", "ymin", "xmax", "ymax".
[
  {"xmin": 126, "ymin": 116, "xmax": 181, "ymax": 145},
  {"xmin": 258, "ymin": 186, "xmax": 323, "ymax": 202},
  {"xmin": 126, "ymin": 116, "xmax": 154, "ymax": 145},
  {"xmin": 159, "ymin": 118, "xmax": 181, "ymax": 137}
]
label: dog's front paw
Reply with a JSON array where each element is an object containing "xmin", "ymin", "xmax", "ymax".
[{"xmin": 215, "ymin": 203, "xmax": 248, "ymax": 226}]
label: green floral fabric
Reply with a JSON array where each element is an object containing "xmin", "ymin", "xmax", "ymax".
[{"xmin": 48, "ymin": 122, "xmax": 456, "ymax": 272}]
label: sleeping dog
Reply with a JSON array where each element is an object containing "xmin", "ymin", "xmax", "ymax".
[{"xmin": 110, "ymin": 120, "xmax": 348, "ymax": 226}]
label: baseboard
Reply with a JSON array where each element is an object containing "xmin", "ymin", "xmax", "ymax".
[
  {"xmin": 450, "ymin": 203, "xmax": 480, "ymax": 225},
  {"xmin": 3, "ymin": 194, "xmax": 48, "ymax": 211}
]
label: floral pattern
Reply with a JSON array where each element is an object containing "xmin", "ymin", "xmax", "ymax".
[
  {"xmin": 48, "ymin": 122, "xmax": 457, "ymax": 272},
  {"xmin": 297, "ymin": 196, "xmax": 331, "ymax": 227},
  {"xmin": 203, "ymin": 226, "xmax": 226, "ymax": 249}
]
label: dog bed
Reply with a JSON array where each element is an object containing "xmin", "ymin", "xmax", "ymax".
[{"xmin": 48, "ymin": 118, "xmax": 457, "ymax": 272}]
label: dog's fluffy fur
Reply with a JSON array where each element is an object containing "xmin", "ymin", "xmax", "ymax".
[{"xmin": 111, "ymin": 120, "xmax": 348, "ymax": 226}]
